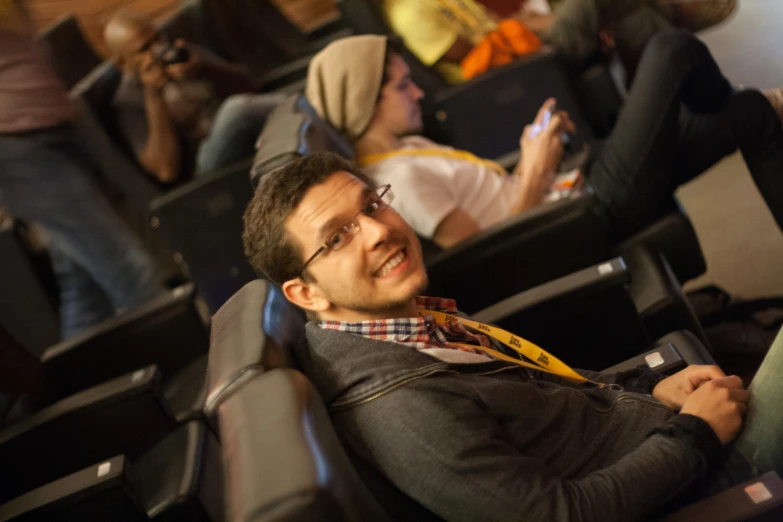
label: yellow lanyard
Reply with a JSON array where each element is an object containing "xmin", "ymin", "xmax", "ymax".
[
  {"xmin": 358, "ymin": 148, "xmax": 508, "ymax": 176},
  {"xmin": 421, "ymin": 309, "xmax": 599, "ymax": 385}
]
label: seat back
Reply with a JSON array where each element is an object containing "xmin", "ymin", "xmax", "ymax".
[
  {"xmin": 70, "ymin": 62, "xmax": 163, "ymax": 206},
  {"xmin": 0, "ymin": 222, "xmax": 59, "ymax": 356},
  {"xmin": 0, "ymin": 456, "xmax": 148, "ymax": 522},
  {"xmin": 217, "ymin": 368, "xmax": 392, "ymax": 522},
  {"xmin": 40, "ymin": 285, "xmax": 210, "ymax": 396},
  {"xmin": 37, "ymin": 15, "xmax": 102, "ymax": 89},
  {"xmin": 148, "ymin": 159, "xmax": 257, "ymax": 312},
  {"xmin": 206, "ymin": 280, "xmax": 306, "ymax": 418},
  {"xmin": 251, "ymin": 95, "xmax": 354, "ymax": 186},
  {"xmin": 426, "ymin": 196, "xmax": 612, "ymax": 312},
  {"xmin": 0, "ymin": 324, "xmax": 50, "ymax": 430}
]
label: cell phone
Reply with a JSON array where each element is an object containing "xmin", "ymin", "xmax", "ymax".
[{"xmin": 529, "ymin": 102, "xmax": 571, "ymax": 146}]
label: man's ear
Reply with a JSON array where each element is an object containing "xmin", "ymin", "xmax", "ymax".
[{"xmin": 282, "ymin": 277, "xmax": 331, "ymax": 316}]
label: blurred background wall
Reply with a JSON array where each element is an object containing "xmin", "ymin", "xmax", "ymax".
[{"xmin": 27, "ymin": 0, "xmax": 338, "ymax": 56}]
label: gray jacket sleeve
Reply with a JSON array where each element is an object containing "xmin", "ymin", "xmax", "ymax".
[{"xmin": 336, "ymin": 384, "xmax": 719, "ymax": 522}]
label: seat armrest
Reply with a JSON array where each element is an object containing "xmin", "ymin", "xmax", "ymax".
[
  {"xmin": 0, "ymin": 366, "xmax": 175, "ymax": 502},
  {"xmin": 471, "ymin": 258, "xmax": 650, "ymax": 369},
  {"xmin": 426, "ymin": 195, "xmax": 612, "ymax": 313},
  {"xmin": 473, "ymin": 258, "xmax": 629, "ymax": 323},
  {"xmin": 660, "ymin": 472, "xmax": 783, "ymax": 521},
  {"xmin": 41, "ymin": 285, "xmax": 209, "ymax": 395},
  {"xmin": 0, "ymin": 456, "xmax": 148, "ymax": 521},
  {"xmin": 602, "ymin": 344, "xmax": 685, "ymax": 375}
]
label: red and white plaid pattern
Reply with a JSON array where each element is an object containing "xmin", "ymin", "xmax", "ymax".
[{"xmin": 319, "ymin": 296, "xmax": 492, "ymax": 354}]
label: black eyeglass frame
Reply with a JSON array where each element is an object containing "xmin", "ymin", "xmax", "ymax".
[{"xmin": 298, "ymin": 184, "xmax": 394, "ymax": 275}]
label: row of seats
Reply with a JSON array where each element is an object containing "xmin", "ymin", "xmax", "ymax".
[
  {"xmin": 5, "ymin": 277, "xmax": 781, "ymax": 520},
  {"xmin": 4, "ymin": 2, "xmax": 782, "ymax": 520}
]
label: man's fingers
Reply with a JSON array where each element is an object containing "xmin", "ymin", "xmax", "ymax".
[
  {"xmin": 730, "ymin": 388, "xmax": 751, "ymax": 404},
  {"xmin": 701, "ymin": 365, "xmax": 727, "ymax": 380},
  {"xmin": 553, "ymin": 110, "xmax": 574, "ymax": 133},
  {"xmin": 717, "ymin": 375, "xmax": 745, "ymax": 389}
]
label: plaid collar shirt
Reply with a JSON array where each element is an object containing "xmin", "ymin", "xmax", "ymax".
[{"xmin": 319, "ymin": 296, "xmax": 493, "ymax": 355}]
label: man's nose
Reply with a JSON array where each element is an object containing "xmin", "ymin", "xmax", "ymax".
[
  {"xmin": 358, "ymin": 214, "xmax": 391, "ymax": 249},
  {"xmin": 411, "ymin": 82, "xmax": 425, "ymax": 100}
]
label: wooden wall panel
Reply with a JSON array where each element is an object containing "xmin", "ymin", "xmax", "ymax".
[{"xmin": 28, "ymin": 0, "xmax": 338, "ymax": 57}]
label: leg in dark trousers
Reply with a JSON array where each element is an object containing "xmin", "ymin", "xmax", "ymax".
[{"xmin": 588, "ymin": 30, "xmax": 783, "ymax": 240}]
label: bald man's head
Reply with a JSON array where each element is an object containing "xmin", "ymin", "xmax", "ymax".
[{"xmin": 104, "ymin": 11, "xmax": 157, "ymax": 70}]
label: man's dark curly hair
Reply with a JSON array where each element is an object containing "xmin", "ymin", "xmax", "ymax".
[{"xmin": 243, "ymin": 152, "xmax": 373, "ymax": 285}]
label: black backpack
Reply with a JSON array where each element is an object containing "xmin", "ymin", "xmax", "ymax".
[{"xmin": 687, "ymin": 285, "xmax": 783, "ymax": 384}]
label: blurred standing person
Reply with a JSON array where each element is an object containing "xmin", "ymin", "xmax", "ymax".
[{"xmin": 0, "ymin": 0, "xmax": 165, "ymax": 339}]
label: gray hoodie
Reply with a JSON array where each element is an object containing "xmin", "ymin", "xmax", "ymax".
[{"xmin": 301, "ymin": 323, "xmax": 726, "ymax": 522}]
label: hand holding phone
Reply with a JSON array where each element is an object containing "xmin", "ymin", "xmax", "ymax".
[{"xmin": 528, "ymin": 101, "xmax": 571, "ymax": 145}]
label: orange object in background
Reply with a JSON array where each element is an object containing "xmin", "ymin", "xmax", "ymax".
[{"xmin": 460, "ymin": 18, "xmax": 541, "ymax": 80}]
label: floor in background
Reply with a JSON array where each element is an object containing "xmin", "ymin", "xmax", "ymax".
[{"xmin": 677, "ymin": 0, "xmax": 783, "ymax": 297}]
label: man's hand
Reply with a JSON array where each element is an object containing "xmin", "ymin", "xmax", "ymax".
[
  {"xmin": 165, "ymin": 39, "xmax": 203, "ymax": 82},
  {"xmin": 516, "ymin": 98, "xmax": 575, "ymax": 205},
  {"xmin": 680, "ymin": 376, "xmax": 750, "ymax": 445},
  {"xmin": 652, "ymin": 365, "xmax": 726, "ymax": 410},
  {"xmin": 139, "ymin": 52, "xmax": 168, "ymax": 93}
]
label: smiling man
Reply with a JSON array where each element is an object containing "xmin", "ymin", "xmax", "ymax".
[{"xmin": 243, "ymin": 150, "xmax": 783, "ymax": 522}]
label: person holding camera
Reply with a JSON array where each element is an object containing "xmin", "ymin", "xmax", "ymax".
[{"xmin": 105, "ymin": 12, "xmax": 284, "ymax": 183}]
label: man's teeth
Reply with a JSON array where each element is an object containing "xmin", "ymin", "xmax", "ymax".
[{"xmin": 376, "ymin": 251, "xmax": 406, "ymax": 277}]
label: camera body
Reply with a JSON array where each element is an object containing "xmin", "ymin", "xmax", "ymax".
[{"xmin": 156, "ymin": 44, "xmax": 190, "ymax": 66}]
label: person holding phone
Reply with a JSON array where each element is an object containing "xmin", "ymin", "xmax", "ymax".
[
  {"xmin": 104, "ymin": 11, "xmax": 285, "ymax": 183},
  {"xmin": 299, "ymin": 33, "xmax": 783, "ymax": 249}
]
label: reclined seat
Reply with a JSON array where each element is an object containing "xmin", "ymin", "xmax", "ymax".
[
  {"xmin": 208, "ymin": 280, "xmax": 783, "ymax": 522},
  {"xmin": 0, "ymin": 420, "xmax": 223, "ymax": 522},
  {"xmin": 0, "ymin": 285, "xmax": 211, "ymax": 501},
  {"xmin": 335, "ymin": 0, "xmax": 626, "ymax": 158}
]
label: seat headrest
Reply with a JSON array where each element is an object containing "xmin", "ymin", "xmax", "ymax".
[
  {"xmin": 206, "ymin": 280, "xmax": 307, "ymax": 415},
  {"xmin": 218, "ymin": 369, "xmax": 392, "ymax": 522},
  {"xmin": 251, "ymin": 95, "xmax": 354, "ymax": 188}
]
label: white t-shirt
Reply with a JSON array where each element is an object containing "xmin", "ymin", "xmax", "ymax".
[{"xmin": 361, "ymin": 136, "xmax": 521, "ymax": 238}]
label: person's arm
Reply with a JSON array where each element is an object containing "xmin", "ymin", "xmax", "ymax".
[
  {"xmin": 432, "ymin": 208, "xmax": 481, "ymax": 248},
  {"xmin": 139, "ymin": 87, "xmax": 180, "ymax": 183},
  {"xmin": 511, "ymin": 98, "xmax": 575, "ymax": 213},
  {"xmin": 135, "ymin": 54, "xmax": 181, "ymax": 183},
  {"xmin": 340, "ymin": 383, "xmax": 727, "ymax": 522},
  {"xmin": 166, "ymin": 40, "xmax": 254, "ymax": 97}
]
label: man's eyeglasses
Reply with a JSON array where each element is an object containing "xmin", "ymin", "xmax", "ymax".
[{"xmin": 299, "ymin": 184, "xmax": 394, "ymax": 274}]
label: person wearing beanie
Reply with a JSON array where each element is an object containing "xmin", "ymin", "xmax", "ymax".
[{"xmin": 305, "ymin": 32, "xmax": 783, "ymax": 249}]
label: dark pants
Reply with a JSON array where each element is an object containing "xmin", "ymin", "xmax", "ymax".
[{"xmin": 588, "ymin": 30, "xmax": 783, "ymax": 240}]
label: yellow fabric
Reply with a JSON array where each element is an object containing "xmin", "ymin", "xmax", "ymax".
[
  {"xmin": 421, "ymin": 310, "xmax": 604, "ymax": 386},
  {"xmin": 382, "ymin": 0, "xmax": 496, "ymax": 84},
  {"xmin": 357, "ymin": 147, "xmax": 508, "ymax": 176}
]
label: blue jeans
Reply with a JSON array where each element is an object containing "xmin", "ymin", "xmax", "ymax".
[
  {"xmin": 0, "ymin": 126, "xmax": 165, "ymax": 339},
  {"xmin": 195, "ymin": 92, "xmax": 286, "ymax": 175}
]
